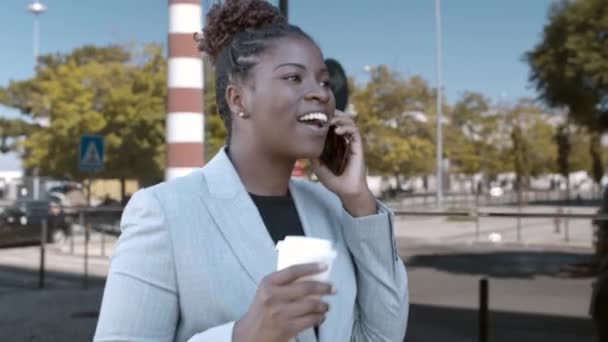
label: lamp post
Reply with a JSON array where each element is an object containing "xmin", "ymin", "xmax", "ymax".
[
  {"xmin": 434, "ymin": 0, "xmax": 444, "ymax": 207},
  {"xmin": 279, "ymin": 0, "xmax": 288, "ymax": 20},
  {"xmin": 27, "ymin": 1, "xmax": 46, "ymax": 200},
  {"xmin": 27, "ymin": 1, "xmax": 46, "ymax": 66}
]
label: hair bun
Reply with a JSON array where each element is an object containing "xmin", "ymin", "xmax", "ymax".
[{"xmin": 198, "ymin": 0, "xmax": 286, "ymax": 64}]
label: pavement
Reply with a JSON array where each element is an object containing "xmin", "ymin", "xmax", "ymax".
[
  {"xmin": 394, "ymin": 205, "xmax": 596, "ymax": 248},
  {"xmin": 401, "ymin": 242, "xmax": 594, "ymax": 341},
  {"xmin": 0, "ymin": 204, "xmax": 599, "ymax": 341}
]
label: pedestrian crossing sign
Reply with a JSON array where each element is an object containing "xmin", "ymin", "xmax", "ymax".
[{"xmin": 79, "ymin": 135, "xmax": 104, "ymax": 171}]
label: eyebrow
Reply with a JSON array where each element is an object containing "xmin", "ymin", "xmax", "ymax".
[
  {"xmin": 273, "ymin": 63, "xmax": 306, "ymax": 71},
  {"xmin": 273, "ymin": 63, "xmax": 330, "ymax": 75}
]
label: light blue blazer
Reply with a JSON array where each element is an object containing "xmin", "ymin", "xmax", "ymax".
[{"xmin": 94, "ymin": 149, "xmax": 408, "ymax": 342}]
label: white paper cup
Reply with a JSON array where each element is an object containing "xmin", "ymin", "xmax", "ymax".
[
  {"xmin": 277, "ymin": 250, "xmax": 337, "ymax": 282},
  {"xmin": 276, "ymin": 236, "xmax": 337, "ymax": 282},
  {"xmin": 283, "ymin": 236, "xmax": 333, "ymax": 252}
]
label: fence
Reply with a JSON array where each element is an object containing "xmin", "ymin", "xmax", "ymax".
[
  {"xmin": 0, "ymin": 203, "xmax": 122, "ymax": 290},
  {"xmin": 386, "ymin": 188, "xmax": 601, "ymax": 209}
]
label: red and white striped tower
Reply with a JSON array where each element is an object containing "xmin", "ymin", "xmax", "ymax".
[{"xmin": 166, "ymin": 0, "xmax": 204, "ymax": 180}]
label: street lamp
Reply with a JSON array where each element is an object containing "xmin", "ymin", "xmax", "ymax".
[
  {"xmin": 27, "ymin": 1, "xmax": 46, "ymax": 67},
  {"xmin": 434, "ymin": 0, "xmax": 444, "ymax": 207},
  {"xmin": 279, "ymin": 0, "xmax": 288, "ymax": 20},
  {"xmin": 27, "ymin": 1, "xmax": 46, "ymax": 200}
]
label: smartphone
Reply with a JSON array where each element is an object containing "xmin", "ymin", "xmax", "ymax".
[{"xmin": 320, "ymin": 126, "xmax": 350, "ymax": 175}]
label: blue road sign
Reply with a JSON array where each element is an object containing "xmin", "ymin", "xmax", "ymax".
[{"xmin": 79, "ymin": 135, "xmax": 104, "ymax": 171}]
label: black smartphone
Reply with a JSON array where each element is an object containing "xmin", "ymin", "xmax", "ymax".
[{"xmin": 320, "ymin": 126, "xmax": 350, "ymax": 175}]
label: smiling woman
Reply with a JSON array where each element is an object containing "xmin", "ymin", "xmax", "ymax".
[
  {"xmin": 197, "ymin": 1, "xmax": 335, "ymax": 162},
  {"xmin": 94, "ymin": 1, "xmax": 408, "ymax": 341}
]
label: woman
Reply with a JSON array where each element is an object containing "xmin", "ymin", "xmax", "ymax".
[{"xmin": 94, "ymin": 1, "xmax": 408, "ymax": 341}]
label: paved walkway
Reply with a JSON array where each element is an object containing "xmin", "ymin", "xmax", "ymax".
[
  {"xmin": 394, "ymin": 205, "xmax": 596, "ymax": 249},
  {"xmin": 0, "ymin": 205, "xmax": 598, "ymax": 341}
]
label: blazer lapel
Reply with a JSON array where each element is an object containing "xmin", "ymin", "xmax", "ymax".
[
  {"xmin": 201, "ymin": 152, "xmax": 325, "ymax": 342},
  {"xmin": 201, "ymin": 149, "xmax": 277, "ymax": 286},
  {"xmin": 290, "ymin": 180, "xmax": 340, "ymax": 342},
  {"xmin": 289, "ymin": 180, "xmax": 344, "ymax": 342},
  {"xmin": 289, "ymin": 180, "xmax": 335, "ymax": 242}
]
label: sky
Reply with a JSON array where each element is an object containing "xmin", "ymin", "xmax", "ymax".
[{"xmin": 0, "ymin": 0, "xmax": 556, "ymax": 106}]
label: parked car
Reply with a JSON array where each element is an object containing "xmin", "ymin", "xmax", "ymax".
[{"xmin": 0, "ymin": 199, "xmax": 71, "ymax": 247}]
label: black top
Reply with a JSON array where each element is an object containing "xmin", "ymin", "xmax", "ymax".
[
  {"xmin": 249, "ymin": 192, "xmax": 306, "ymax": 244},
  {"xmin": 249, "ymin": 192, "xmax": 320, "ymax": 339}
]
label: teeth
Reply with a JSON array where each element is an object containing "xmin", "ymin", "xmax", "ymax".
[{"xmin": 298, "ymin": 112, "xmax": 328, "ymax": 123}]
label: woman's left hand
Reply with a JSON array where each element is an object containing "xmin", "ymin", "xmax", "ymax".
[{"xmin": 311, "ymin": 110, "xmax": 377, "ymax": 217}]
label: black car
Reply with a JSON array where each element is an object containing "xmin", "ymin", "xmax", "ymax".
[{"xmin": 0, "ymin": 199, "xmax": 71, "ymax": 247}]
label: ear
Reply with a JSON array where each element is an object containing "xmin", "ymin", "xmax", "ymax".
[{"xmin": 226, "ymin": 84, "xmax": 245, "ymax": 117}]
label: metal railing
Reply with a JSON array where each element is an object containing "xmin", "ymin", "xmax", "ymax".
[
  {"xmin": 385, "ymin": 188, "xmax": 601, "ymax": 209},
  {"xmin": 393, "ymin": 208, "xmax": 608, "ymax": 245},
  {"xmin": 0, "ymin": 204, "xmax": 123, "ymax": 289}
]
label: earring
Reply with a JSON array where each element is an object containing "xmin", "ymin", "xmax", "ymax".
[{"xmin": 238, "ymin": 112, "xmax": 249, "ymax": 119}]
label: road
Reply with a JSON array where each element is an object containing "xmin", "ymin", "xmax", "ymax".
[{"xmin": 400, "ymin": 242, "xmax": 594, "ymax": 341}]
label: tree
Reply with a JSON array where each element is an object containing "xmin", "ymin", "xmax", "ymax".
[
  {"xmin": 526, "ymin": 117, "xmax": 558, "ymax": 178},
  {"xmin": 447, "ymin": 92, "xmax": 503, "ymax": 192},
  {"xmin": 203, "ymin": 58, "xmax": 227, "ymax": 160},
  {"xmin": 99, "ymin": 44, "xmax": 167, "ymax": 193},
  {"xmin": 527, "ymin": 0, "xmax": 608, "ymax": 130},
  {"xmin": 554, "ymin": 123, "xmax": 600, "ymax": 200},
  {"xmin": 0, "ymin": 118, "xmax": 31, "ymax": 153},
  {"xmin": 568, "ymin": 126, "xmax": 592, "ymax": 173},
  {"xmin": 511, "ymin": 125, "xmax": 530, "ymax": 192},
  {"xmin": 504, "ymin": 99, "xmax": 557, "ymax": 191},
  {"xmin": 590, "ymin": 132, "xmax": 604, "ymax": 193},
  {"xmin": 0, "ymin": 44, "xmax": 167, "ymax": 195},
  {"xmin": 351, "ymin": 66, "xmax": 435, "ymax": 188},
  {"xmin": 555, "ymin": 124, "xmax": 571, "ymax": 197}
]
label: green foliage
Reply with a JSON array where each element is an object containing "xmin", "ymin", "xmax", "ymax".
[
  {"xmin": 568, "ymin": 126, "xmax": 592, "ymax": 173},
  {"xmin": 447, "ymin": 92, "xmax": 502, "ymax": 178},
  {"xmin": 2, "ymin": 40, "xmax": 601, "ymax": 188},
  {"xmin": 0, "ymin": 118, "xmax": 31, "ymax": 153},
  {"xmin": 503, "ymin": 100, "xmax": 557, "ymax": 181},
  {"xmin": 351, "ymin": 66, "xmax": 435, "ymax": 177},
  {"xmin": 590, "ymin": 132, "xmax": 604, "ymax": 184},
  {"xmin": 555, "ymin": 124, "xmax": 571, "ymax": 178},
  {"xmin": 0, "ymin": 44, "xmax": 166, "ymax": 185},
  {"xmin": 527, "ymin": 0, "xmax": 608, "ymax": 130},
  {"xmin": 526, "ymin": 116, "xmax": 558, "ymax": 177},
  {"xmin": 554, "ymin": 123, "xmax": 598, "ymax": 180},
  {"xmin": 203, "ymin": 58, "xmax": 227, "ymax": 160}
]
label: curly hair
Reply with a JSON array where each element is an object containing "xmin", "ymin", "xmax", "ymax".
[{"xmin": 195, "ymin": 0, "xmax": 315, "ymax": 141}]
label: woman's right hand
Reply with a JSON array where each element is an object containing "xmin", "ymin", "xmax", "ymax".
[{"xmin": 232, "ymin": 263, "xmax": 335, "ymax": 342}]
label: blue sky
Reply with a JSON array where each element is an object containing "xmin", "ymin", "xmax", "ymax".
[{"xmin": 1, "ymin": 0, "xmax": 555, "ymax": 105}]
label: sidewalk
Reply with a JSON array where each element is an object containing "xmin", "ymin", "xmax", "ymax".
[
  {"xmin": 393, "ymin": 205, "xmax": 596, "ymax": 249},
  {"xmin": 0, "ymin": 287, "xmax": 103, "ymax": 342},
  {"xmin": 0, "ymin": 211, "xmax": 596, "ymax": 341},
  {"xmin": 0, "ymin": 285, "xmax": 592, "ymax": 342}
]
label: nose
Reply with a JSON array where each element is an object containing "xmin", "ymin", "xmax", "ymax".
[{"xmin": 304, "ymin": 82, "xmax": 331, "ymax": 104}]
